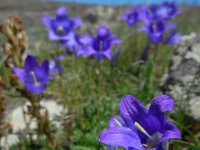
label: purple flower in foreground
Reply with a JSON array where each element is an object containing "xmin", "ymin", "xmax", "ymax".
[
  {"xmin": 42, "ymin": 6, "xmax": 82, "ymax": 41},
  {"xmin": 13, "ymin": 55, "xmax": 51, "ymax": 94},
  {"xmin": 99, "ymin": 95, "xmax": 181, "ymax": 150},
  {"xmin": 86, "ymin": 26, "xmax": 121, "ymax": 61},
  {"xmin": 139, "ymin": 20, "xmax": 175, "ymax": 44},
  {"xmin": 167, "ymin": 28, "xmax": 182, "ymax": 45}
]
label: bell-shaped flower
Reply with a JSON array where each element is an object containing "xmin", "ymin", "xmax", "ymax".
[
  {"xmin": 41, "ymin": 6, "xmax": 82, "ymax": 41},
  {"xmin": 154, "ymin": 2, "xmax": 182, "ymax": 20},
  {"xmin": 85, "ymin": 26, "xmax": 121, "ymax": 61},
  {"xmin": 139, "ymin": 20, "xmax": 175, "ymax": 44},
  {"xmin": 12, "ymin": 55, "xmax": 52, "ymax": 94},
  {"xmin": 122, "ymin": 6, "xmax": 140, "ymax": 27},
  {"xmin": 99, "ymin": 95, "xmax": 181, "ymax": 150},
  {"xmin": 64, "ymin": 33, "xmax": 93, "ymax": 57}
]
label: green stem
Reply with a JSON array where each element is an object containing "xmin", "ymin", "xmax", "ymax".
[{"xmin": 170, "ymin": 140, "xmax": 200, "ymax": 149}]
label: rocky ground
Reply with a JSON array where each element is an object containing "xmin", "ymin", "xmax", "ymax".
[{"xmin": 161, "ymin": 33, "xmax": 200, "ymax": 121}]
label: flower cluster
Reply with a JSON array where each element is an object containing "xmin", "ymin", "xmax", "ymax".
[
  {"xmin": 122, "ymin": 2, "xmax": 182, "ymax": 45},
  {"xmin": 99, "ymin": 95, "xmax": 181, "ymax": 150},
  {"xmin": 42, "ymin": 7, "xmax": 121, "ymax": 61}
]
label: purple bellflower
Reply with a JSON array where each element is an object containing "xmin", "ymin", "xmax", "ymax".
[
  {"xmin": 86, "ymin": 26, "xmax": 121, "ymax": 61},
  {"xmin": 122, "ymin": 6, "xmax": 140, "ymax": 27},
  {"xmin": 64, "ymin": 33, "xmax": 92, "ymax": 57},
  {"xmin": 167, "ymin": 28, "xmax": 182, "ymax": 45},
  {"xmin": 13, "ymin": 55, "xmax": 52, "ymax": 94},
  {"xmin": 154, "ymin": 2, "xmax": 182, "ymax": 20},
  {"xmin": 138, "ymin": 2, "xmax": 181, "ymax": 25},
  {"xmin": 139, "ymin": 20, "xmax": 175, "ymax": 44},
  {"xmin": 122, "ymin": 5, "xmax": 152, "ymax": 26},
  {"xmin": 42, "ymin": 6, "xmax": 82, "ymax": 41},
  {"xmin": 99, "ymin": 95, "xmax": 181, "ymax": 150}
]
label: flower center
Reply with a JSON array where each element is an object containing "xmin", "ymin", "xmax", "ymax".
[
  {"xmin": 56, "ymin": 25, "xmax": 65, "ymax": 36},
  {"xmin": 134, "ymin": 122, "xmax": 152, "ymax": 139},
  {"xmin": 114, "ymin": 118, "xmax": 122, "ymax": 127},
  {"xmin": 99, "ymin": 41, "xmax": 104, "ymax": 51},
  {"xmin": 134, "ymin": 122, "xmax": 162, "ymax": 148},
  {"xmin": 30, "ymin": 71, "xmax": 41, "ymax": 87}
]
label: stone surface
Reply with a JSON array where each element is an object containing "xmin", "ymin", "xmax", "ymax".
[{"xmin": 161, "ymin": 33, "xmax": 200, "ymax": 120}]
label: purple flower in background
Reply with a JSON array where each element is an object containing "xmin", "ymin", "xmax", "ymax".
[
  {"xmin": 42, "ymin": 6, "xmax": 82, "ymax": 41},
  {"xmin": 139, "ymin": 20, "xmax": 175, "ymax": 44},
  {"xmin": 155, "ymin": 2, "xmax": 182, "ymax": 20},
  {"xmin": 49, "ymin": 55, "xmax": 65, "ymax": 75},
  {"xmin": 13, "ymin": 55, "xmax": 51, "ymax": 94},
  {"xmin": 99, "ymin": 95, "xmax": 181, "ymax": 150},
  {"xmin": 138, "ymin": 2, "xmax": 181, "ymax": 24},
  {"xmin": 167, "ymin": 28, "xmax": 182, "ymax": 45},
  {"xmin": 86, "ymin": 26, "xmax": 121, "ymax": 61},
  {"xmin": 122, "ymin": 6, "xmax": 140, "ymax": 27},
  {"xmin": 64, "ymin": 33, "xmax": 92, "ymax": 57}
]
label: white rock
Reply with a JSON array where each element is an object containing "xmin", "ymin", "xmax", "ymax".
[
  {"xmin": 189, "ymin": 97, "xmax": 200, "ymax": 120},
  {"xmin": 0, "ymin": 134, "xmax": 19, "ymax": 149},
  {"xmin": 1, "ymin": 100, "xmax": 65, "ymax": 148},
  {"xmin": 182, "ymin": 32, "xmax": 196, "ymax": 41},
  {"xmin": 185, "ymin": 44, "xmax": 200, "ymax": 63}
]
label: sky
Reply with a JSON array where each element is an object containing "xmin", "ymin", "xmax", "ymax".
[{"xmin": 49, "ymin": 0, "xmax": 200, "ymax": 6}]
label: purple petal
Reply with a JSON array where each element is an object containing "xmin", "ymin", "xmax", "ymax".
[
  {"xmin": 12, "ymin": 68, "xmax": 26, "ymax": 84},
  {"xmin": 167, "ymin": 29, "xmax": 182, "ymax": 44},
  {"xmin": 119, "ymin": 95, "xmax": 148, "ymax": 130},
  {"xmin": 122, "ymin": 10, "xmax": 131, "ymax": 21},
  {"xmin": 165, "ymin": 23, "xmax": 176, "ymax": 30},
  {"xmin": 41, "ymin": 60, "xmax": 49, "ymax": 75},
  {"xmin": 138, "ymin": 26, "xmax": 148, "ymax": 33},
  {"xmin": 25, "ymin": 55, "xmax": 39, "ymax": 72},
  {"xmin": 149, "ymin": 95, "xmax": 174, "ymax": 114},
  {"xmin": 111, "ymin": 38, "xmax": 121, "ymax": 45},
  {"xmin": 93, "ymin": 53, "xmax": 105, "ymax": 61},
  {"xmin": 102, "ymin": 50, "xmax": 112, "ymax": 60},
  {"xmin": 99, "ymin": 127, "xmax": 142, "ymax": 150},
  {"xmin": 170, "ymin": 34, "xmax": 182, "ymax": 44},
  {"xmin": 26, "ymin": 83, "xmax": 47, "ymax": 94},
  {"xmin": 96, "ymin": 25, "xmax": 109, "ymax": 38},
  {"xmin": 80, "ymin": 35, "xmax": 93, "ymax": 45},
  {"xmin": 41, "ymin": 16, "xmax": 53, "ymax": 29},
  {"xmin": 56, "ymin": 6, "xmax": 67, "ymax": 18},
  {"xmin": 149, "ymin": 34, "xmax": 162, "ymax": 44},
  {"xmin": 55, "ymin": 55, "xmax": 65, "ymax": 61},
  {"xmin": 84, "ymin": 47, "xmax": 95, "ymax": 57},
  {"xmin": 109, "ymin": 116, "xmax": 125, "ymax": 128},
  {"xmin": 48, "ymin": 30, "xmax": 70, "ymax": 41},
  {"xmin": 71, "ymin": 17, "xmax": 82, "ymax": 28},
  {"xmin": 157, "ymin": 122, "xmax": 181, "ymax": 147},
  {"xmin": 147, "ymin": 95, "xmax": 174, "ymax": 134}
]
